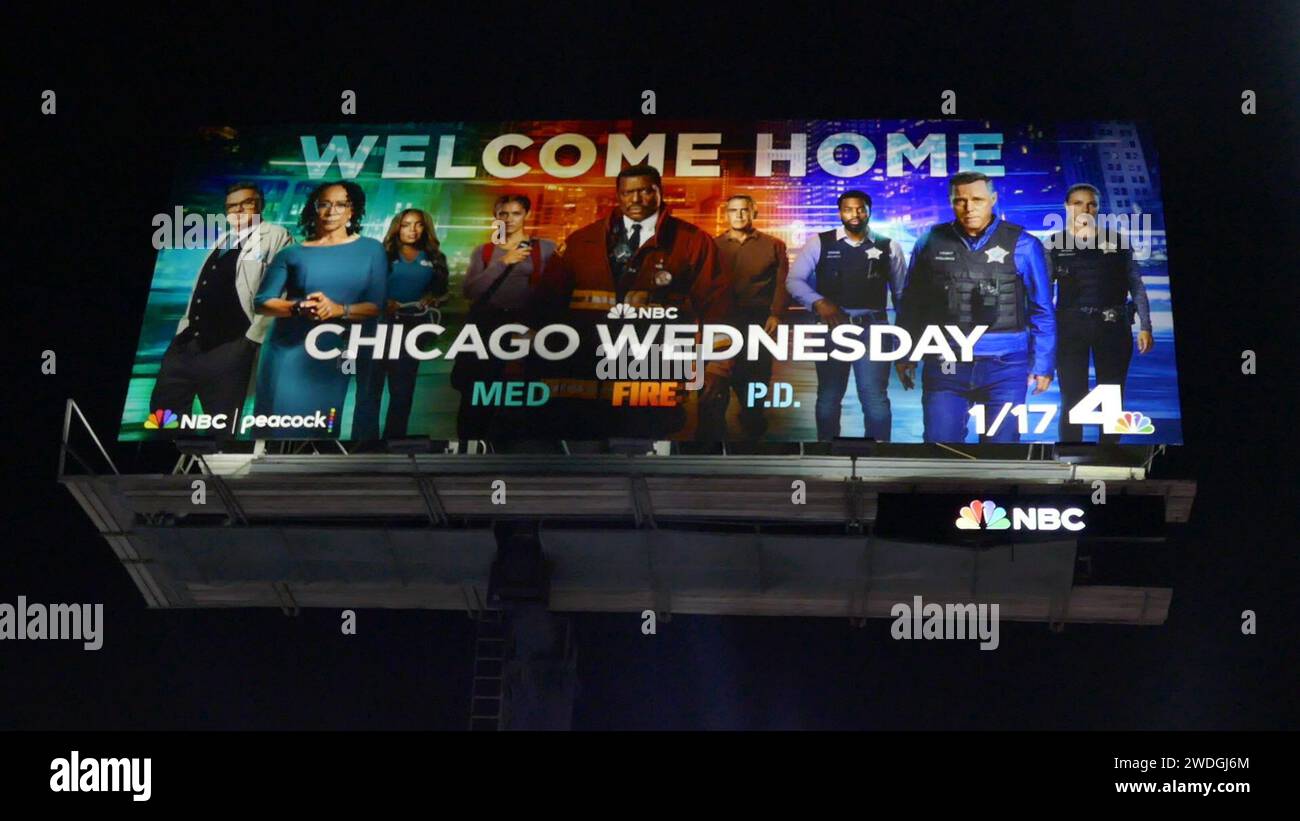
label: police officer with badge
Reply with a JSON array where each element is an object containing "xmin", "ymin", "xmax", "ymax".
[
  {"xmin": 896, "ymin": 172, "xmax": 1056, "ymax": 443},
  {"xmin": 787, "ymin": 190, "xmax": 907, "ymax": 441},
  {"xmin": 1050, "ymin": 183, "xmax": 1153, "ymax": 443}
]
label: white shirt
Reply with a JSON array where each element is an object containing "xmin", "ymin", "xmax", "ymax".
[
  {"xmin": 215, "ymin": 223, "xmax": 260, "ymax": 251},
  {"xmin": 834, "ymin": 226, "xmax": 868, "ymax": 247},
  {"xmin": 621, "ymin": 211, "xmax": 659, "ymax": 250}
]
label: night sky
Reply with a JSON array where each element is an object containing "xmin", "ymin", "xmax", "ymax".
[{"xmin": 7, "ymin": 6, "xmax": 1297, "ymax": 733}]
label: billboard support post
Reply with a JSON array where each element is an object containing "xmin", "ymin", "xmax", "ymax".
[{"xmin": 58, "ymin": 398, "xmax": 120, "ymax": 479}]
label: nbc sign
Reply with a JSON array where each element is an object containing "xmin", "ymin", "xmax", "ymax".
[{"xmin": 955, "ymin": 500, "xmax": 1086, "ymax": 532}]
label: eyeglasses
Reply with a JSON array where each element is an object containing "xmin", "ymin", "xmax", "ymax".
[
  {"xmin": 224, "ymin": 197, "xmax": 260, "ymax": 213},
  {"xmin": 315, "ymin": 200, "xmax": 353, "ymax": 213}
]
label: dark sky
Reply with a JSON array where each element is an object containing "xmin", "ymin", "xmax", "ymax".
[{"xmin": 7, "ymin": 5, "xmax": 1298, "ymax": 731}]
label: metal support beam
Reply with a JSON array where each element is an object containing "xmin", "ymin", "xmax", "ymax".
[
  {"xmin": 272, "ymin": 581, "xmax": 299, "ymax": 617},
  {"xmin": 58, "ymin": 399, "xmax": 120, "ymax": 478},
  {"xmin": 848, "ymin": 537, "xmax": 873, "ymax": 627},
  {"xmin": 645, "ymin": 530, "xmax": 671, "ymax": 621},
  {"xmin": 629, "ymin": 475, "xmax": 656, "ymax": 528},
  {"xmin": 843, "ymin": 478, "xmax": 867, "ymax": 534},
  {"xmin": 195, "ymin": 455, "xmax": 248, "ymax": 525},
  {"xmin": 414, "ymin": 475, "xmax": 448, "ymax": 526}
]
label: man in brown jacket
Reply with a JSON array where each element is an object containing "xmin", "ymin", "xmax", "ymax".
[{"xmin": 533, "ymin": 163, "xmax": 733, "ymax": 439}]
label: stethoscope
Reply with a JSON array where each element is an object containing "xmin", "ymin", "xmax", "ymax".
[{"xmin": 393, "ymin": 301, "xmax": 443, "ymax": 325}]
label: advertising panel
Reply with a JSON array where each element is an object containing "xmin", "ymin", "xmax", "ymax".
[{"xmin": 121, "ymin": 120, "xmax": 1181, "ymax": 443}]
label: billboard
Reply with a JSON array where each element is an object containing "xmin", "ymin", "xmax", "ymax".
[{"xmin": 121, "ymin": 120, "xmax": 1182, "ymax": 444}]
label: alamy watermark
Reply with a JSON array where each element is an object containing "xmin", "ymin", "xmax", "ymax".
[
  {"xmin": 152, "ymin": 209, "xmax": 262, "ymax": 250},
  {"xmin": 890, "ymin": 595, "xmax": 999, "ymax": 650},
  {"xmin": 50, "ymin": 751, "xmax": 150, "ymax": 801},
  {"xmin": 595, "ymin": 341, "xmax": 705, "ymax": 391},
  {"xmin": 1041, "ymin": 212, "xmax": 1153, "ymax": 260},
  {"xmin": 0, "ymin": 596, "xmax": 103, "ymax": 650}
]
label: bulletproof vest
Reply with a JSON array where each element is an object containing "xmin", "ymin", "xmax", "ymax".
[
  {"xmin": 814, "ymin": 230, "xmax": 890, "ymax": 310},
  {"xmin": 1050, "ymin": 239, "xmax": 1131, "ymax": 310},
  {"xmin": 919, "ymin": 221, "xmax": 1026, "ymax": 332}
]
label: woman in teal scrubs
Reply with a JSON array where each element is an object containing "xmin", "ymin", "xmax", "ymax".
[
  {"xmin": 253, "ymin": 181, "xmax": 386, "ymax": 438},
  {"xmin": 352, "ymin": 208, "xmax": 449, "ymax": 441}
]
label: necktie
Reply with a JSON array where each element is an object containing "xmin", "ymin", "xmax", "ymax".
[
  {"xmin": 615, "ymin": 222, "xmax": 641, "ymax": 268},
  {"xmin": 611, "ymin": 223, "xmax": 643, "ymax": 299}
]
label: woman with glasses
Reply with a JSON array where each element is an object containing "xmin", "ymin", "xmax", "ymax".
[
  {"xmin": 352, "ymin": 208, "xmax": 449, "ymax": 441},
  {"xmin": 252, "ymin": 181, "xmax": 386, "ymax": 438}
]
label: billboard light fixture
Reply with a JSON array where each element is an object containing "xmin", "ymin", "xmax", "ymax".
[
  {"xmin": 387, "ymin": 437, "xmax": 435, "ymax": 455},
  {"xmin": 831, "ymin": 437, "xmax": 877, "ymax": 458},
  {"xmin": 175, "ymin": 437, "xmax": 221, "ymax": 455}
]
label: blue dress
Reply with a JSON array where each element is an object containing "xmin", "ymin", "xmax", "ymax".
[{"xmin": 253, "ymin": 237, "xmax": 387, "ymax": 437}]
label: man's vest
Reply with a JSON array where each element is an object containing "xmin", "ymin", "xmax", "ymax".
[
  {"xmin": 918, "ymin": 221, "xmax": 1026, "ymax": 332},
  {"xmin": 814, "ymin": 230, "xmax": 890, "ymax": 310},
  {"xmin": 1050, "ymin": 239, "xmax": 1130, "ymax": 310}
]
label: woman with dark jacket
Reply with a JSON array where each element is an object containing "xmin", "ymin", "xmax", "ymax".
[{"xmin": 455, "ymin": 194, "xmax": 556, "ymax": 439}]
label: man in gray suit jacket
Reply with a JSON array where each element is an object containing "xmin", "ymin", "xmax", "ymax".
[{"xmin": 149, "ymin": 182, "xmax": 292, "ymax": 431}]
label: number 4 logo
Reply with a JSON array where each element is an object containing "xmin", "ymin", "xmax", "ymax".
[{"xmin": 1067, "ymin": 384, "xmax": 1155, "ymax": 435}]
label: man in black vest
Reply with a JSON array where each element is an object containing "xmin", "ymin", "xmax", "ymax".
[
  {"xmin": 896, "ymin": 172, "xmax": 1056, "ymax": 443},
  {"xmin": 1049, "ymin": 183, "xmax": 1154, "ymax": 443},
  {"xmin": 149, "ymin": 182, "xmax": 292, "ymax": 435},
  {"xmin": 787, "ymin": 190, "xmax": 908, "ymax": 441}
]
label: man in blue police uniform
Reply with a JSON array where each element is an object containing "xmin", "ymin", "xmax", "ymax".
[
  {"xmin": 896, "ymin": 172, "xmax": 1055, "ymax": 443},
  {"xmin": 788, "ymin": 190, "xmax": 908, "ymax": 441}
]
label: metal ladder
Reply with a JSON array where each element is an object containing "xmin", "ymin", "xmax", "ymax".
[{"xmin": 468, "ymin": 607, "xmax": 506, "ymax": 731}]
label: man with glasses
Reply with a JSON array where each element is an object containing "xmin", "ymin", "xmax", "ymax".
[
  {"xmin": 150, "ymin": 181, "xmax": 292, "ymax": 434},
  {"xmin": 787, "ymin": 190, "xmax": 908, "ymax": 442}
]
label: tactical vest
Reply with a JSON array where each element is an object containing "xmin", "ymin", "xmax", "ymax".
[
  {"xmin": 1050, "ymin": 238, "xmax": 1131, "ymax": 310},
  {"xmin": 919, "ymin": 221, "xmax": 1026, "ymax": 332},
  {"xmin": 814, "ymin": 230, "xmax": 890, "ymax": 310}
]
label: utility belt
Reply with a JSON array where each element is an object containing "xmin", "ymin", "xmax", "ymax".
[
  {"xmin": 569, "ymin": 288, "xmax": 678, "ymax": 312},
  {"xmin": 1068, "ymin": 303, "xmax": 1135, "ymax": 324},
  {"xmin": 840, "ymin": 308, "xmax": 888, "ymax": 326}
]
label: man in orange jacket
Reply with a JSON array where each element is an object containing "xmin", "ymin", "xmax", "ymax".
[{"xmin": 532, "ymin": 163, "xmax": 733, "ymax": 440}]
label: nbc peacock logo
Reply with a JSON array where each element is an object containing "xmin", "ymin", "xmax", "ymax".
[
  {"xmin": 143, "ymin": 409, "xmax": 179, "ymax": 430},
  {"xmin": 955, "ymin": 499, "xmax": 1010, "ymax": 530},
  {"xmin": 606, "ymin": 303, "xmax": 678, "ymax": 319},
  {"xmin": 1113, "ymin": 411, "xmax": 1155, "ymax": 434}
]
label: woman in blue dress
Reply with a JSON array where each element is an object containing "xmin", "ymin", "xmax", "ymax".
[{"xmin": 252, "ymin": 181, "xmax": 386, "ymax": 438}]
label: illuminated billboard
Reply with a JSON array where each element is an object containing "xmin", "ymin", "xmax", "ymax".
[{"xmin": 121, "ymin": 120, "xmax": 1181, "ymax": 444}]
